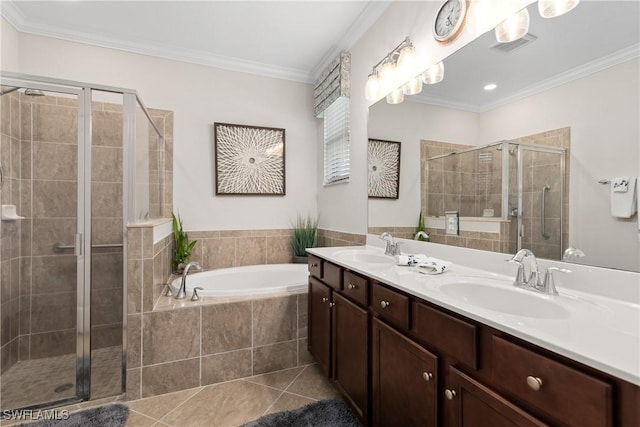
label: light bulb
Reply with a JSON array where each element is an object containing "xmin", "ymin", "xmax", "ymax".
[
  {"xmin": 396, "ymin": 44, "xmax": 416, "ymax": 85},
  {"xmin": 365, "ymin": 71, "xmax": 380, "ymax": 101},
  {"xmin": 495, "ymin": 8, "xmax": 530, "ymax": 43},
  {"xmin": 386, "ymin": 87, "xmax": 404, "ymax": 104},
  {"xmin": 379, "ymin": 59, "xmax": 397, "ymax": 97},
  {"xmin": 538, "ymin": 0, "xmax": 580, "ymax": 18},
  {"xmin": 421, "ymin": 61, "xmax": 445, "ymax": 85},
  {"xmin": 402, "ymin": 76, "xmax": 423, "ymax": 95}
]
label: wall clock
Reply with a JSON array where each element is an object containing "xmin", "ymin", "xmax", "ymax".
[{"xmin": 433, "ymin": 0, "xmax": 468, "ymax": 43}]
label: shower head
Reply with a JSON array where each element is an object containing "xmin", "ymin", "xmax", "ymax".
[{"xmin": 24, "ymin": 88, "xmax": 45, "ymax": 97}]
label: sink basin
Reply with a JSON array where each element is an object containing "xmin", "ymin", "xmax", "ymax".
[
  {"xmin": 439, "ymin": 281, "xmax": 570, "ymax": 319},
  {"xmin": 334, "ymin": 250, "xmax": 393, "ymax": 265}
]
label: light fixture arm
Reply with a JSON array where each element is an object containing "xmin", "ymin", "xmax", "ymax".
[{"xmin": 369, "ymin": 36, "xmax": 413, "ymax": 74}]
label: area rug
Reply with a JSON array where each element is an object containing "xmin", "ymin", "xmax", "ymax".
[
  {"xmin": 17, "ymin": 404, "xmax": 128, "ymax": 427},
  {"xmin": 242, "ymin": 399, "xmax": 361, "ymax": 427}
]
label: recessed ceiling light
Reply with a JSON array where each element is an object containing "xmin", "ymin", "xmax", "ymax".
[{"xmin": 484, "ymin": 83, "xmax": 497, "ymax": 91}]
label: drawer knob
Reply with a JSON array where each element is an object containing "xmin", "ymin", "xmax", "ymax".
[
  {"xmin": 380, "ymin": 300, "xmax": 390, "ymax": 309},
  {"xmin": 329, "ymin": 302, "xmax": 336, "ymax": 308},
  {"xmin": 422, "ymin": 372, "xmax": 433, "ymax": 382},
  {"xmin": 526, "ymin": 376, "xmax": 543, "ymax": 391},
  {"xmin": 348, "ymin": 283, "xmax": 356, "ymax": 290},
  {"xmin": 310, "ymin": 263, "xmax": 318, "ymax": 267},
  {"xmin": 444, "ymin": 389, "xmax": 456, "ymax": 400},
  {"xmin": 322, "ymin": 297, "xmax": 329, "ymax": 303}
]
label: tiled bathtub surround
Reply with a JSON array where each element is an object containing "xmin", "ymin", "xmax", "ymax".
[{"xmin": 126, "ymin": 291, "xmax": 310, "ymax": 400}]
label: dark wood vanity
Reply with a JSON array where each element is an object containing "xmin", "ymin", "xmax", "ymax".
[{"xmin": 307, "ymin": 254, "xmax": 640, "ymax": 426}]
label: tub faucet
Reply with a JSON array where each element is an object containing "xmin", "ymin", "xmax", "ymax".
[
  {"xmin": 414, "ymin": 231, "xmax": 429, "ymax": 241},
  {"xmin": 562, "ymin": 247, "xmax": 585, "ymax": 262},
  {"xmin": 176, "ymin": 261, "xmax": 202, "ymax": 299},
  {"xmin": 379, "ymin": 232, "xmax": 401, "ymax": 256}
]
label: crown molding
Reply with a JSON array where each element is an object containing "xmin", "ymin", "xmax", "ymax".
[
  {"xmin": 479, "ymin": 43, "xmax": 640, "ymax": 112},
  {"xmin": 410, "ymin": 43, "xmax": 639, "ymax": 113},
  {"xmin": 0, "ymin": 0, "xmax": 25, "ymax": 28},
  {"xmin": 311, "ymin": 1, "xmax": 392, "ymax": 82}
]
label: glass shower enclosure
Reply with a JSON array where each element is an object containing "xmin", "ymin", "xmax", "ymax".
[
  {"xmin": 426, "ymin": 141, "xmax": 566, "ymax": 259},
  {"xmin": 0, "ymin": 73, "xmax": 162, "ymax": 410}
]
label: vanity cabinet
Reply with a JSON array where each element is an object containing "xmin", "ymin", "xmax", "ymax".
[
  {"xmin": 307, "ymin": 256, "xmax": 639, "ymax": 427},
  {"xmin": 372, "ymin": 317, "xmax": 438, "ymax": 427},
  {"xmin": 307, "ymin": 261, "xmax": 369, "ymax": 422}
]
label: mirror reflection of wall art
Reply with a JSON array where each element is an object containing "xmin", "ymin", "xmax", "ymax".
[
  {"xmin": 368, "ymin": 138, "xmax": 401, "ymax": 199},
  {"xmin": 214, "ymin": 122, "xmax": 286, "ymax": 195}
]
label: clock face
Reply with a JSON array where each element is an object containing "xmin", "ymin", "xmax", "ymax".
[{"xmin": 433, "ymin": 0, "xmax": 467, "ymax": 42}]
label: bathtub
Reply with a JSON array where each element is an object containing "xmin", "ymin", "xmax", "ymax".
[{"xmin": 169, "ymin": 263, "xmax": 309, "ymax": 297}]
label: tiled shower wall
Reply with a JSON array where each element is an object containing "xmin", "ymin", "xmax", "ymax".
[{"xmin": 0, "ymin": 90, "xmax": 21, "ymax": 373}]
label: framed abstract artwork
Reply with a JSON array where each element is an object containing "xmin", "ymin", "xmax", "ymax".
[
  {"xmin": 368, "ymin": 138, "xmax": 401, "ymax": 199},
  {"xmin": 214, "ymin": 122, "xmax": 286, "ymax": 195}
]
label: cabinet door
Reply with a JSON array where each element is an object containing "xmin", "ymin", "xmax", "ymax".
[
  {"xmin": 446, "ymin": 367, "xmax": 549, "ymax": 427},
  {"xmin": 333, "ymin": 293, "xmax": 369, "ymax": 421},
  {"xmin": 308, "ymin": 277, "xmax": 332, "ymax": 377},
  {"xmin": 372, "ymin": 318, "xmax": 438, "ymax": 427}
]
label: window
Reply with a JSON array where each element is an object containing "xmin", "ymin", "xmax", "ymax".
[{"xmin": 323, "ymin": 96, "xmax": 350, "ymax": 185}]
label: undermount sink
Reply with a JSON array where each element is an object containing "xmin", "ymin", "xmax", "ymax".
[
  {"xmin": 439, "ymin": 281, "xmax": 570, "ymax": 319},
  {"xmin": 334, "ymin": 249, "xmax": 393, "ymax": 265}
]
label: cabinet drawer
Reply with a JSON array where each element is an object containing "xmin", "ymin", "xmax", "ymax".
[
  {"xmin": 371, "ymin": 282, "xmax": 409, "ymax": 330},
  {"xmin": 492, "ymin": 336, "xmax": 613, "ymax": 427},
  {"xmin": 342, "ymin": 270, "xmax": 368, "ymax": 306},
  {"xmin": 323, "ymin": 262, "xmax": 342, "ymax": 290},
  {"xmin": 308, "ymin": 255, "xmax": 323, "ymax": 279},
  {"xmin": 414, "ymin": 302, "xmax": 478, "ymax": 369}
]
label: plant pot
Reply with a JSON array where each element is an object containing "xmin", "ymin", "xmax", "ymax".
[{"xmin": 292, "ymin": 256, "xmax": 308, "ymax": 264}]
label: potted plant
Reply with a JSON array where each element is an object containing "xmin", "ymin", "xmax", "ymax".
[
  {"xmin": 291, "ymin": 214, "xmax": 319, "ymax": 263},
  {"xmin": 172, "ymin": 212, "xmax": 197, "ymax": 273}
]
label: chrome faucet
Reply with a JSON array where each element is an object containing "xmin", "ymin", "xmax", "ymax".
[
  {"xmin": 176, "ymin": 261, "xmax": 202, "ymax": 299},
  {"xmin": 562, "ymin": 247, "xmax": 585, "ymax": 262},
  {"xmin": 379, "ymin": 232, "xmax": 401, "ymax": 256},
  {"xmin": 508, "ymin": 249, "xmax": 543, "ymax": 291},
  {"xmin": 414, "ymin": 231, "xmax": 429, "ymax": 241},
  {"xmin": 508, "ymin": 249, "xmax": 568, "ymax": 295}
]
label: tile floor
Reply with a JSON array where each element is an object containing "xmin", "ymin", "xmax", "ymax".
[
  {"xmin": 2, "ymin": 363, "xmax": 343, "ymax": 426},
  {"xmin": 0, "ymin": 346, "xmax": 122, "ymax": 410}
]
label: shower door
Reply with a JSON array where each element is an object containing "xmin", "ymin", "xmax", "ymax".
[
  {"xmin": 0, "ymin": 80, "xmax": 92, "ymax": 410},
  {"xmin": 517, "ymin": 146, "xmax": 565, "ymax": 260}
]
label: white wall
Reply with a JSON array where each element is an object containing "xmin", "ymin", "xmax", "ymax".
[
  {"xmin": 367, "ymin": 101, "xmax": 479, "ymax": 227},
  {"xmin": 480, "ymin": 59, "xmax": 640, "ymax": 271},
  {"xmin": 0, "ymin": 17, "xmax": 19, "ymax": 71},
  {"xmin": 12, "ymin": 32, "xmax": 318, "ymax": 231}
]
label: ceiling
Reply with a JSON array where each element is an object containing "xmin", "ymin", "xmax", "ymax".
[
  {"xmin": 1, "ymin": 0, "xmax": 390, "ymax": 83},
  {"xmin": 409, "ymin": 1, "xmax": 640, "ymax": 112}
]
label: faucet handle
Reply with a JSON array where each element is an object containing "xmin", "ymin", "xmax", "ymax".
[
  {"xmin": 191, "ymin": 287, "xmax": 204, "ymax": 301},
  {"xmin": 541, "ymin": 267, "xmax": 570, "ymax": 296},
  {"xmin": 506, "ymin": 258, "xmax": 527, "ymax": 286},
  {"xmin": 165, "ymin": 286, "xmax": 174, "ymax": 297}
]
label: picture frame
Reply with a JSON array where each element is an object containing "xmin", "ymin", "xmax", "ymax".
[
  {"xmin": 368, "ymin": 138, "xmax": 401, "ymax": 199},
  {"xmin": 214, "ymin": 122, "xmax": 286, "ymax": 195}
]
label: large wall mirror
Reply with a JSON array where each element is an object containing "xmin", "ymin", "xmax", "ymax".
[{"xmin": 367, "ymin": 1, "xmax": 639, "ymax": 272}]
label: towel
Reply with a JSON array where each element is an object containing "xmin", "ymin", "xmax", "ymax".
[
  {"xmin": 612, "ymin": 177, "xmax": 630, "ymax": 193},
  {"xmin": 610, "ymin": 176, "xmax": 638, "ymax": 218},
  {"xmin": 415, "ymin": 257, "xmax": 452, "ymax": 274},
  {"xmin": 395, "ymin": 254, "xmax": 428, "ymax": 266}
]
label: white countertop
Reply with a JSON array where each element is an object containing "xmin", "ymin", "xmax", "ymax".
[{"xmin": 307, "ymin": 245, "xmax": 640, "ymax": 386}]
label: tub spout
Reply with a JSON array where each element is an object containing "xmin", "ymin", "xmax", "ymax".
[{"xmin": 176, "ymin": 261, "xmax": 202, "ymax": 299}]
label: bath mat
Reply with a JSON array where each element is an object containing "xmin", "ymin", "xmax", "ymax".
[
  {"xmin": 17, "ymin": 403, "xmax": 128, "ymax": 427},
  {"xmin": 242, "ymin": 399, "xmax": 361, "ymax": 427}
]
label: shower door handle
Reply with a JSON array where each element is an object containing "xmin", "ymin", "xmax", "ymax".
[
  {"xmin": 541, "ymin": 185, "xmax": 551, "ymax": 239},
  {"xmin": 75, "ymin": 233, "xmax": 83, "ymax": 257}
]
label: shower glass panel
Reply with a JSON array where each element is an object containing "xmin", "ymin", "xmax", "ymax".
[
  {"xmin": 89, "ymin": 90, "xmax": 124, "ymax": 400},
  {"xmin": 0, "ymin": 86, "xmax": 83, "ymax": 409},
  {"xmin": 134, "ymin": 102, "xmax": 163, "ymax": 221},
  {"xmin": 518, "ymin": 146, "xmax": 565, "ymax": 260}
]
